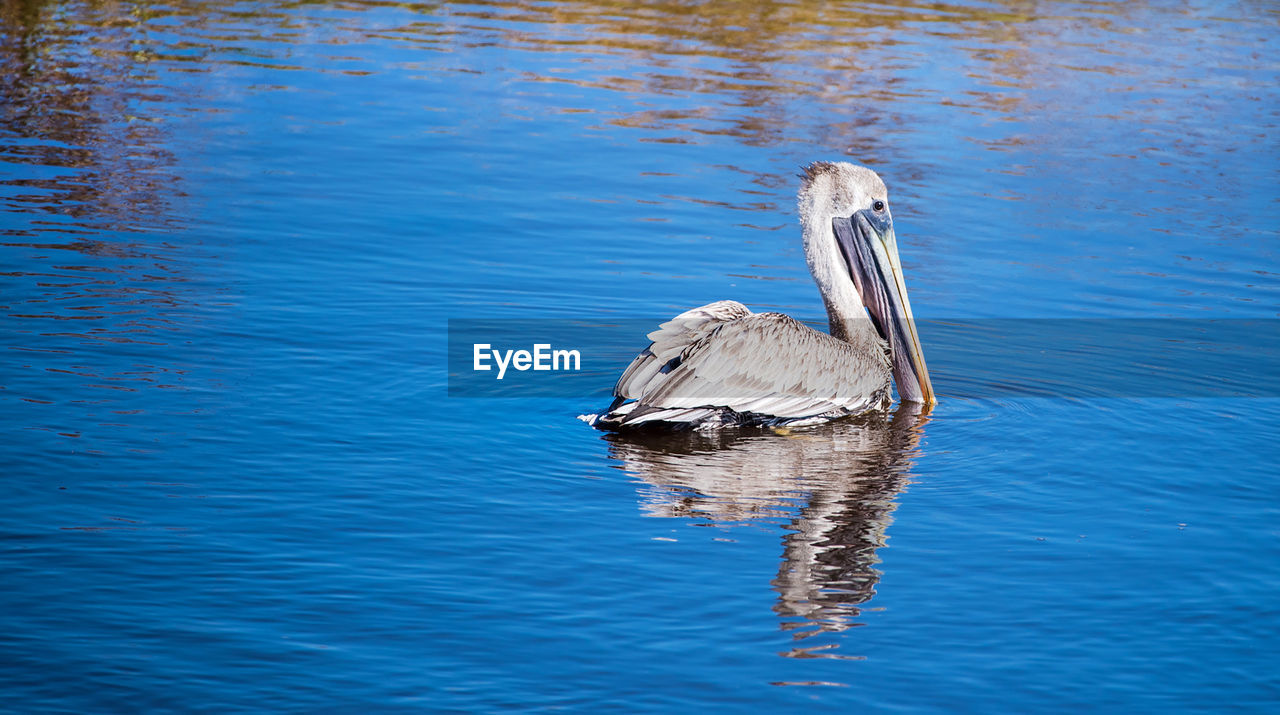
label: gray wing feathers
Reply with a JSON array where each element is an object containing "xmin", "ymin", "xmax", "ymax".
[
  {"xmin": 609, "ymin": 310, "xmax": 890, "ymax": 427},
  {"xmin": 613, "ymin": 300, "xmax": 752, "ymax": 400}
]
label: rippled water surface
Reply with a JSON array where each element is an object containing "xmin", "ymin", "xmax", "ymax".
[{"xmin": 3, "ymin": 0, "xmax": 1278, "ymax": 710}]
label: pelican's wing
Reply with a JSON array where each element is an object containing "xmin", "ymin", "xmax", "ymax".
[
  {"xmin": 612, "ymin": 300, "xmax": 752, "ymax": 401},
  {"xmin": 605, "ymin": 312, "xmax": 890, "ymax": 427}
]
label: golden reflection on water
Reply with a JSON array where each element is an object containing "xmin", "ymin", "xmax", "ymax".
[
  {"xmin": 0, "ymin": 0, "xmax": 1062, "ymax": 166},
  {"xmin": 4, "ymin": 0, "xmax": 1254, "ymax": 207},
  {"xmin": 606, "ymin": 404, "xmax": 928, "ymax": 662},
  {"xmin": 0, "ymin": 0, "xmax": 183, "ymax": 232},
  {"xmin": 0, "ymin": 0, "xmax": 204, "ymax": 416}
]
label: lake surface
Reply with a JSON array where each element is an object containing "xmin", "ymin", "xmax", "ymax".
[{"xmin": 2, "ymin": 0, "xmax": 1278, "ymax": 710}]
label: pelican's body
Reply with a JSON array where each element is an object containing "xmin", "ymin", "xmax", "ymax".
[{"xmin": 587, "ymin": 162, "xmax": 935, "ymax": 430}]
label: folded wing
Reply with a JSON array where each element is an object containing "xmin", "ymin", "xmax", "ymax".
[{"xmin": 598, "ymin": 302, "xmax": 890, "ymax": 428}]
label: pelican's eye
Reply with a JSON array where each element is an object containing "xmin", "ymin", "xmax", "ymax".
[{"xmin": 872, "ymin": 200, "xmax": 886, "ymax": 212}]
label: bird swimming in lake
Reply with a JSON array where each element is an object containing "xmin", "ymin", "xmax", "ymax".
[{"xmin": 585, "ymin": 161, "xmax": 935, "ymax": 430}]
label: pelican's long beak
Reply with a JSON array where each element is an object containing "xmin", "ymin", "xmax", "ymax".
[{"xmin": 832, "ymin": 210, "xmax": 936, "ymax": 405}]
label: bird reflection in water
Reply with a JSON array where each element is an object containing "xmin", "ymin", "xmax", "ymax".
[{"xmin": 604, "ymin": 403, "xmax": 927, "ymax": 658}]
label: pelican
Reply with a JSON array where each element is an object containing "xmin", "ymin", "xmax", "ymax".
[{"xmin": 587, "ymin": 161, "xmax": 935, "ymax": 430}]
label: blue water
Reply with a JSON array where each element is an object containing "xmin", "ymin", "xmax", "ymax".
[{"xmin": 2, "ymin": 0, "xmax": 1278, "ymax": 710}]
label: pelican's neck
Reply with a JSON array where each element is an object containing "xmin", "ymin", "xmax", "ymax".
[
  {"xmin": 802, "ymin": 212, "xmax": 883, "ymax": 351},
  {"xmin": 826, "ymin": 301, "xmax": 879, "ymax": 346}
]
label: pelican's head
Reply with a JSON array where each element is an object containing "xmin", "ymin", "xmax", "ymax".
[{"xmin": 798, "ymin": 161, "xmax": 935, "ymax": 406}]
